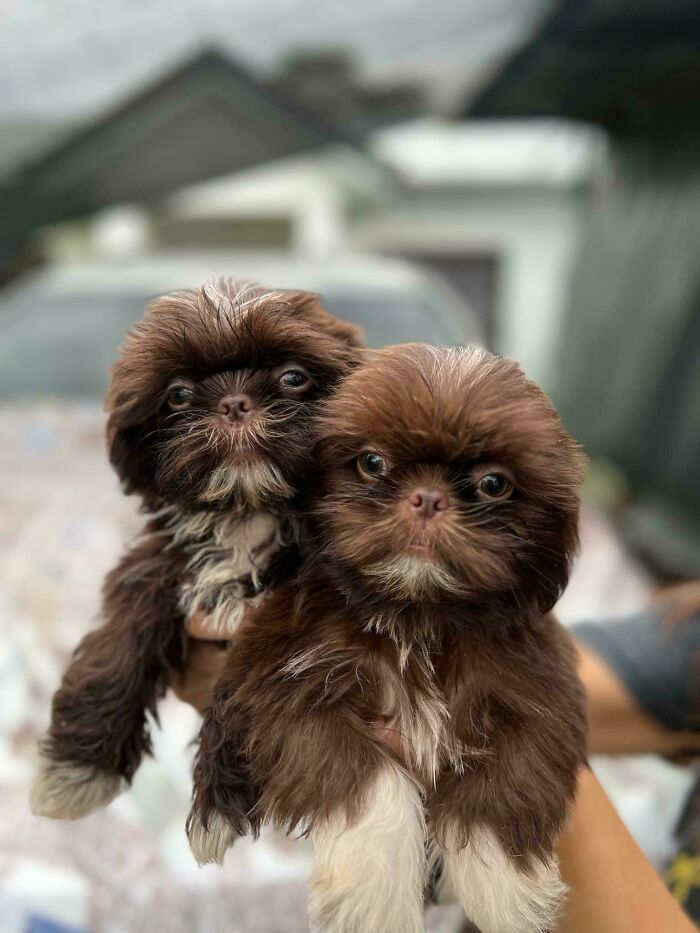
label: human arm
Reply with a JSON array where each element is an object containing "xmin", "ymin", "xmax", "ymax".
[{"xmin": 557, "ymin": 767, "xmax": 694, "ymax": 932}]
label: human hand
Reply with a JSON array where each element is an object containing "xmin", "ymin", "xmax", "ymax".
[
  {"xmin": 170, "ymin": 612, "xmax": 230, "ymax": 714},
  {"xmin": 373, "ymin": 717, "xmax": 405, "ymax": 760}
]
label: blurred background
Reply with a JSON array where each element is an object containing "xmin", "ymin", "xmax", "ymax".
[{"xmin": 0, "ymin": 0, "xmax": 698, "ymax": 930}]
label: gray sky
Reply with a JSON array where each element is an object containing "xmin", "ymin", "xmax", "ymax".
[{"xmin": 0, "ymin": 0, "xmax": 550, "ymax": 119}]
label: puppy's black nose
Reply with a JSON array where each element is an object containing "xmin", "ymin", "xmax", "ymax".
[
  {"xmin": 407, "ymin": 487, "xmax": 450, "ymax": 520},
  {"xmin": 218, "ymin": 394, "xmax": 253, "ymax": 422}
]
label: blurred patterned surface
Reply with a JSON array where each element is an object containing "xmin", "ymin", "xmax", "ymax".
[
  {"xmin": 0, "ymin": 401, "xmax": 689, "ymax": 931},
  {"xmin": 0, "ymin": 402, "xmax": 469, "ymax": 931}
]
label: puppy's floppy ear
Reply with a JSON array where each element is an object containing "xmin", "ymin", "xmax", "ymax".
[
  {"xmin": 284, "ymin": 291, "xmax": 364, "ymax": 351},
  {"xmin": 530, "ymin": 521, "xmax": 579, "ymax": 615},
  {"xmin": 527, "ymin": 439, "xmax": 586, "ymax": 616},
  {"xmin": 104, "ymin": 356, "xmax": 161, "ymax": 500}
]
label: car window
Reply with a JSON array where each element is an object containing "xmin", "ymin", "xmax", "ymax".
[
  {"xmin": 319, "ymin": 288, "xmax": 463, "ymax": 347},
  {"xmin": 0, "ymin": 291, "xmax": 149, "ymax": 397}
]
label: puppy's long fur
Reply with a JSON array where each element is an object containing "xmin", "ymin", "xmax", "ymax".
[
  {"xmin": 189, "ymin": 344, "xmax": 587, "ymax": 933},
  {"xmin": 31, "ymin": 279, "xmax": 361, "ymax": 819}
]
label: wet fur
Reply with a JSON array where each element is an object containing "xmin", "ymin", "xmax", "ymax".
[
  {"xmin": 32, "ymin": 280, "xmax": 361, "ymax": 819},
  {"xmin": 189, "ymin": 345, "xmax": 588, "ymax": 932}
]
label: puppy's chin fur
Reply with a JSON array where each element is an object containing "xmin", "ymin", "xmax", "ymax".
[
  {"xmin": 197, "ymin": 459, "xmax": 294, "ymax": 508},
  {"xmin": 364, "ymin": 555, "xmax": 463, "ymax": 600}
]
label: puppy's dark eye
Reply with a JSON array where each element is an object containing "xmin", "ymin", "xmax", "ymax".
[
  {"xmin": 167, "ymin": 384, "xmax": 194, "ymax": 411},
  {"xmin": 279, "ymin": 369, "xmax": 311, "ymax": 391},
  {"xmin": 476, "ymin": 471, "xmax": 513, "ymax": 501},
  {"xmin": 357, "ymin": 452, "xmax": 387, "ymax": 480}
]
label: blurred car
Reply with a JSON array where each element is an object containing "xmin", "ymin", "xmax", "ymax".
[{"xmin": 0, "ymin": 252, "xmax": 482, "ymax": 398}]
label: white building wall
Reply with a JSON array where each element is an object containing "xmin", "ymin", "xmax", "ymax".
[{"xmin": 352, "ymin": 186, "xmax": 586, "ymax": 389}]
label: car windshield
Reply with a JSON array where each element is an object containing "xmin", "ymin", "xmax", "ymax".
[{"xmin": 0, "ymin": 279, "xmax": 470, "ymax": 397}]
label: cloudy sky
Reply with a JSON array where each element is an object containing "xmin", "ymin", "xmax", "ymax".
[{"xmin": 0, "ymin": 0, "xmax": 550, "ymax": 118}]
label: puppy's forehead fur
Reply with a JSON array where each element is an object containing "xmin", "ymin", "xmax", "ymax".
[
  {"xmin": 319, "ymin": 344, "xmax": 579, "ymax": 472},
  {"xmin": 111, "ymin": 277, "xmax": 359, "ymax": 389}
]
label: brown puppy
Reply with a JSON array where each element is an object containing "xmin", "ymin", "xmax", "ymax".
[
  {"xmin": 188, "ymin": 344, "xmax": 587, "ymax": 933},
  {"xmin": 31, "ymin": 279, "xmax": 361, "ymax": 820}
]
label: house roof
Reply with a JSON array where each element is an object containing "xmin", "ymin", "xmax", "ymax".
[
  {"xmin": 1, "ymin": 49, "xmax": 345, "ymax": 238},
  {"xmin": 465, "ymin": 0, "xmax": 700, "ymax": 135}
]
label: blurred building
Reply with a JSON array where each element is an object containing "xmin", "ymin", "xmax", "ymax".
[
  {"xmin": 156, "ymin": 117, "xmax": 605, "ymax": 376},
  {"xmin": 358, "ymin": 118, "xmax": 605, "ymax": 377},
  {"xmin": 0, "ymin": 51, "xmax": 343, "ymax": 275},
  {"xmin": 468, "ymin": 0, "xmax": 700, "ymax": 574},
  {"xmin": 4, "ymin": 45, "xmax": 605, "ymax": 386},
  {"xmin": 2, "ymin": 0, "xmax": 697, "ymax": 570}
]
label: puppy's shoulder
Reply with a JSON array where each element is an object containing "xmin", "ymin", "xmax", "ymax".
[{"xmin": 248, "ymin": 565, "xmax": 344, "ymax": 633}]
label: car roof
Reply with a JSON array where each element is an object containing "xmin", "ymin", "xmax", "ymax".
[{"xmin": 0, "ymin": 253, "xmax": 483, "ymax": 397}]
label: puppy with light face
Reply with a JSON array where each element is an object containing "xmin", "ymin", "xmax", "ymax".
[
  {"xmin": 188, "ymin": 344, "xmax": 587, "ymax": 933},
  {"xmin": 31, "ymin": 279, "xmax": 361, "ymax": 821}
]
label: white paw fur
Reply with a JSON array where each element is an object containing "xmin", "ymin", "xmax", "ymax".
[
  {"xmin": 431, "ymin": 825, "xmax": 566, "ymax": 933},
  {"xmin": 30, "ymin": 757, "xmax": 123, "ymax": 819},
  {"xmin": 309, "ymin": 764, "xmax": 426, "ymax": 933},
  {"xmin": 187, "ymin": 809, "xmax": 240, "ymax": 866}
]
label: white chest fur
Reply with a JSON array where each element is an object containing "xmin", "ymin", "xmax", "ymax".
[
  {"xmin": 160, "ymin": 507, "xmax": 283, "ymax": 636},
  {"xmin": 377, "ymin": 652, "xmax": 450, "ymax": 787}
]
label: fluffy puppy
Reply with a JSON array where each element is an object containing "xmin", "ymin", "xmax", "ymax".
[
  {"xmin": 188, "ymin": 344, "xmax": 587, "ymax": 933},
  {"xmin": 31, "ymin": 279, "xmax": 361, "ymax": 820}
]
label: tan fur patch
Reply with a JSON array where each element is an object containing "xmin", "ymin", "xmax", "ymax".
[
  {"xmin": 200, "ymin": 279, "xmax": 284, "ymax": 322},
  {"xmin": 199, "ymin": 460, "xmax": 293, "ymax": 507},
  {"xmin": 376, "ymin": 651, "xmax": 449, "ymax": 787}
]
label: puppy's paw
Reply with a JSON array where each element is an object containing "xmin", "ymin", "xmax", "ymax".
[
  {"xmin": 30, "ymin": 758, "xmax": 123, "ymax": 819},
  {"xmin": 186, "ymin": 808, "xmax": 240, "ymax": 865},
  {"xmin": 438, "ymin": 826, "xmax": 566, "ymax": 933}
]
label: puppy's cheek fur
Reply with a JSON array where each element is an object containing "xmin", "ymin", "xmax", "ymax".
[{"xmin": 107, "ymin": 421, "xmax": 160, "ymax": 502}]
